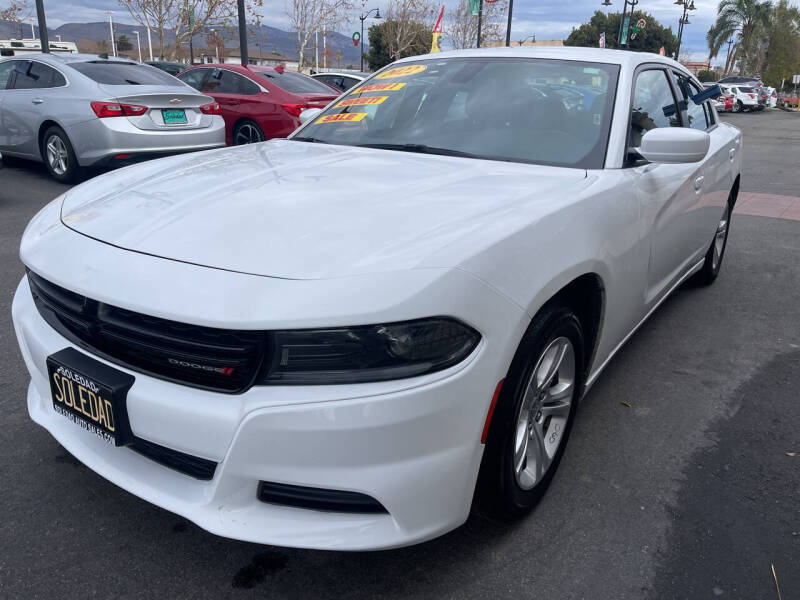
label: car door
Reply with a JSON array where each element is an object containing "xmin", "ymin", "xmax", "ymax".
[
  {"xmin": 671, "ymin": 71, "xmax": 737, "ymax": 258},
  {"xmin": 0, "ymin": 60, "xmax": 16, "ymax": 148},
  {"xmin": 625, "ymin": 66, "xmax": 703, "ymax": 308},
  {"xmin": 2, "ymin": 60, "xmax": 40, "ymax": 156},
  {"xmin": 202, "ymin": 68, "xmax": 245, "ymax": 116}
]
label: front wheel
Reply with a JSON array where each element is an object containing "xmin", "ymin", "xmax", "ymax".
[{"xmin": 475, "ymin": 304, "xmax": 584, "ymax": 519}]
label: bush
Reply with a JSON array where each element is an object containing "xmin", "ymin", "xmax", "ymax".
[{"xmin": 697, "ymin": 69, "xmax": 718, "ymax": 82}]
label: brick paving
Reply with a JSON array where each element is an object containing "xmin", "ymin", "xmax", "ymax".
[{"xmin": 734, "ymin": 192, "xmax": 800, "ymax": 221}]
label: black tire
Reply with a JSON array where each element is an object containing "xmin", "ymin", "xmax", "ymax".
[
  {"xmin": 735, "ymin": 100, "xmax": 743, "ymax": 113},
  {"xmin": 693, "ymin": 194, "xmax": 733, "ymax": 286},
  {"xmin": 41, "ymin": 126, "xmax": 81, "ymax": 183},
  {"xmin": 232, "ymin": 119, "xmax": 265, "ymax": 145},
  {"xmin": 475, "ymin": 304, "xmax": 585, "ymax": 520}
]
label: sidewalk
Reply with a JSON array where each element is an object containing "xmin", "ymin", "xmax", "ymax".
[{"xmin": 734, "ymin": 192, "xmax": 800, "ymax": 220}]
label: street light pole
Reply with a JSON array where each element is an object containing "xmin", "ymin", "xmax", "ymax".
[
  {"xmin": 146, "ymin": 26, "xmax": 153, "ymax": 60},
  {"xmin": 34, "ymin": 0, "xmax": 49, "ymax": 52},
  {"xmin": 134, "ymin": 30, "xmax": 142, "ymax": 62},
  {"xmin": 505, "ymin": 0, "xmax": 514, "ymax": 47},
  {"xmin": 517, "ymin": 35, "xmax": 536, "ymax": 46},
  {"xmin": 359, "ymin": 8, "xmax": 381, "ymax": 72},
  {"xmin": 476, "ymin": 0, "xmax": 484, "ymax": 47},
  {"xmin": 674, "ymin": 0, "xmax": 696, "ymax": 61},
  {"xmin": 236, "ymin": 0, "xmax": 248, "ymax": 66},
  {"xmin": 108, "ymin": 11, "xmax": 117, "ymax": 57}
]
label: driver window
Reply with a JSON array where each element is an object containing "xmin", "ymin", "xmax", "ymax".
[{"xmin": 629, "ymin": 69, "xmax": 681, "ymax": 152}]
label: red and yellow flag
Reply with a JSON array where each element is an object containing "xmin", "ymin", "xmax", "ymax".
[{"xmin": 431, "ymin": 5, "xmax": 444, "ymax": 53}]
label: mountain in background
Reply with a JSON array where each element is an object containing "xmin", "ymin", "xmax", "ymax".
[{"xmin": 0, "ymin": 19, "xmax": 362, "ymax": 67}]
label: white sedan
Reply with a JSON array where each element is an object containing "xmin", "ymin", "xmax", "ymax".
[{"xmin": 12, "ymin": 47, "xmax": 741, "ymax": 551}]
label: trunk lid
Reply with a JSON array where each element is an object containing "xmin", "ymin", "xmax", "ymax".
[{"xmin": 99, "ymin": 84, "xmax": 214, "ymax": 131}]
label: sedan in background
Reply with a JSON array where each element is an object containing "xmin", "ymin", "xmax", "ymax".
[
  {"xmin": 310, "ymin": 71, "xmax": 370, "ymax": 92},
  {"xmin": 13, "ymin": 48, "xmax": 741, "ymax": 551},
  {"xmin": 704, "ymin": 82, "xmax": 733, "ymax": 112},
  {"xmin": 0, "ymin": 53, "xmax": 225, "ymax": 182},
  {"xmin": 177, "ymin": 64, "xmax": 339, "ymax": 144}
]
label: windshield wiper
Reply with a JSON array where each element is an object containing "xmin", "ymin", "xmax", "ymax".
[
  {"xmin": 354, "ymin": 143, "xmax": 482, "ymax": 159},
  {"xmin": 292, "ymin": 136, "xmax": 332, "ymax": 144}
]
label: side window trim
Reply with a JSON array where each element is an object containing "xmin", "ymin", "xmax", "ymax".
[{"xmin": 27, "ymin": 59, "xmax": 68, "ymax": 89}]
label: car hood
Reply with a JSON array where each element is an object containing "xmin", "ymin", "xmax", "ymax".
[{"xmin": 60, "ymin": 140, "xmax": 589, "ymax": 280}]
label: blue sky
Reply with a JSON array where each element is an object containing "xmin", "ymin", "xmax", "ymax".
[{"xmin": 37, "ymin": 0, "xmax": 721, "ymax": 62}]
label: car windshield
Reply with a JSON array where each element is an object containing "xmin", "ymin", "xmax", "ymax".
[
  {"xmin": 71, "ymin": 61, "xmax": 183, "ymax": 86},
  {"xmin": 293, "ymin": 57, "xmax": 620, "ymax": 169},
  {"xmin": 740, "ymin": 87, "xmax": 754, "ymax": 93},
  {"xmin": 256, "ymin": 70, "xmax": 334, "ymax": 94}
]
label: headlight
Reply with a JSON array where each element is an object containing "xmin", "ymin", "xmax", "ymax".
[{"xmin": 259, "ymin": 317, "xmax": 480, "ymax": 385}]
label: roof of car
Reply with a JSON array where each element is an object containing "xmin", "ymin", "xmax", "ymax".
[
  {"xmin": 3, "ymin": 52, "xmax": 140, "ymax": 65},
  {"xmin": 393, "ymin": 46, "xmax": 687, "ymax": 70},
  {"xmin": 311, "ymin": 71, "xmax": 368, "ymax": 79}
]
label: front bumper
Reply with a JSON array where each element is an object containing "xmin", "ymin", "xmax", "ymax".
[
  {"xmin": 13, "ymin": 266, "xmax": 522, "ymax": 549},
  {"xmin": 69, "ymin": 115, "xmax": 226, "ymax": 167}
]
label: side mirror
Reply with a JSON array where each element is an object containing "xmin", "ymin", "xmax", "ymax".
[
  {"xmin": 298, "ymin": 107, "xmax": 322, "ymax": 125},
  {"xmin": 637, "ymin": 128, "xmax": 710, "ymax": 164}
]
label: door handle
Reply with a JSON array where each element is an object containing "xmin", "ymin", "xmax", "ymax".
[
  {"xmin": 694, "ymin": 176, "xmax": 704, "ymax": 191},
  {"xmin": 32, "ymin": 98, "xmax": 44, "ymax": 104},
  {"xmin": 729, "ymin": 148, "xmax": 736, "ymax": 160}
]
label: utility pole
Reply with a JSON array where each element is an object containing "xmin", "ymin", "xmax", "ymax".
[
  {"xmin": 674, "ymin": 0, "xmax": 696, "ymax": 60},
  {"xmin": 724, "ymin": 37, "xmax": 734, "ymax": 75},
  {"xmin": 34, "ymin": 0, "xmax": 49, "ymax": 52}
]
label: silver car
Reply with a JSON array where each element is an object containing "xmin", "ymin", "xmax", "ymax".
[{"xmin": 0, "ymin": 53, "xmax": 225, "ymax": 182}]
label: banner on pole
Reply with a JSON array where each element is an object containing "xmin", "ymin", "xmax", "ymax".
[{"xmin": 431, "ymin": 5, "xmax": 444, "ymax": 53}]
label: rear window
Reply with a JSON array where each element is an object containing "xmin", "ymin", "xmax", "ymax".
[
  {"xmin": 739, "ymin": 87, "xmax": 754, "ymax": 93},
  {"xmin": 71, "ymin": 61, "xmax": 183, "ymax": 86},
  {"xmin": 256, "ymin": 70, "xmax": 334, "ymax": 94}
]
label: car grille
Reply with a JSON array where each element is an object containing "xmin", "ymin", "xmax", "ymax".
[{"xmin": 27, "ymin": 271, "xmax": 266, "ymax": 393}]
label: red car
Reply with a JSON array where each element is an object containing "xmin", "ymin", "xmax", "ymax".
[{"xmin": 177, "ymin": 64, "xmax": 339, "ymax": 145}]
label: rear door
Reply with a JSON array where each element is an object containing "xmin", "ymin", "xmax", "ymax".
[
  {"xmin": 0, "ymin": 60, "xmax": 16, "ymax": 148},
  {"xmin": 672, "ymin": 71, "xmax": 736, "ymax": 256}
]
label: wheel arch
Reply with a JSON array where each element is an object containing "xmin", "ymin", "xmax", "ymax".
[
  {"xmin": 528, "ymin": 272, "xmax": 606, "ymax": 381},
  {"xmin": 37, "ymin": 120, "xmax": 69, "ymax": 161}
]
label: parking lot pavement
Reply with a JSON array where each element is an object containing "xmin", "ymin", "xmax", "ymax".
[{"xmin": 1, "ymin": 110, "xmax": 799, "ymax": 599}]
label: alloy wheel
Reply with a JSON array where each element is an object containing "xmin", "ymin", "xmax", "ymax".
[
  {"xmin": 712, "ymin": 204, "xmax": 730, "ymax": 271},
  {"xmin": 234, "ymin": 123, "xmax": 263, "ymax": 145},
  {"xmin": 46, "ymin": 135, "xmax": 69, "ymax": 175},
  {"xmin": 513, "ymin": 336, "xmax": 576, "ymax": 490}
]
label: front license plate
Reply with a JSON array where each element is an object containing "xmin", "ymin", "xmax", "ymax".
[
  {"xmin": 162, "ymin": 108, "xmax": 187, "ymax": 124},
  {"xmin": 46, "ymin": 348, "xmax": 135, "ymax": 446}
]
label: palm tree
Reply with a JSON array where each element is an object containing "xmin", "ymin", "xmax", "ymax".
[{"xmin": 707, "ymin": 0, "xmax": 773, "ymax": 75}]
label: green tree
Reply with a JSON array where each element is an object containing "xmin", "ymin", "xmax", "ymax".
[
  {"xmin": 707, "ymin": 0, "xmax": 773, "ymax": 75},
  {"xmin": 697, "ymin": 69, "xmax": 719, "ymax": 81},
  {"xmin": 116, "ymin": 33, "xmax": 134, "ymax": 52},
  {"xmin": 762, "ymin": 0, "xmax": 800, "ymax": 88},
  {"xmin": 564, "ymin": 10, "xmax": 677, "ymax": 56},
  {"xmin": 366, "ymin": 19, "xmax": 430, "ymax": 70}
]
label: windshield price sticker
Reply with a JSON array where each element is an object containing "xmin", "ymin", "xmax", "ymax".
[
  {"xmin": 316, "ymin": 112, "xmax": 368, "ymax": 124},
  {"xmin": 376, "ymin": 65, "xmax": 427, "ymax": 79},
  {"xmin": 356, "ymin": 82, "xmax": 406, "ymax": 93},
  {"xmin": 336, "ymin": 96, "xmax": 388, "ymax": 108}
]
